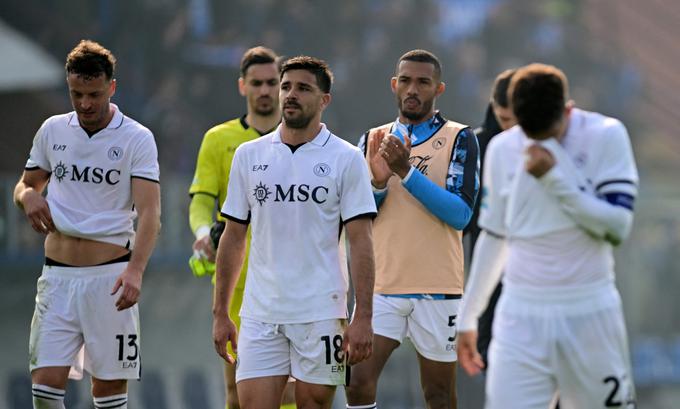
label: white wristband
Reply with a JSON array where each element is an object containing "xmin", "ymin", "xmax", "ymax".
[{"xmin": 195, "ymin": 225, "xmax": 211, "ymax": 240}]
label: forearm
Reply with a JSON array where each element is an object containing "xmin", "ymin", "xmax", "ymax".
[
  {"xmin": 128, "ymin": 206, "xmax": 161, "ymax": 274},
  {"xmin": 402, "ymin": 168, "xmax": 473, "ymax": 230},
  {"xmin": 13, "ymin": 182, "xmax": 30, "ymax": 209},
  {"xmin": 458, "ymin": 230, "xmax": 507, "ymax": 331},
  {"xmin": 213, "ymin": 223, "xmax": 247, "ymax": 317},
  {"xmin": 539, "ymin": 166, "xmax": 634, "ymax": 245},
  {"xmin": 347, "ymin": 220, "xmax": 375, "ymax": 320},
  {"xmin": 189, "ymin": 193, "xmax": 215, "ymax": 237}
]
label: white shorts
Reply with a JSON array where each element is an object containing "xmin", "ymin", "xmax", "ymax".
[
  {"xmin": 236, "ymin": 317, "xmax": 347, "ymax": 385},
  {"xmin": 372, "ymin": 294, "xmax": 460, "ymax": 362},
  {"xmin": 486, "ymin": 281, "xmax": 636, "ymax": 409},
  {"xmin": 29, "ymin": 263, "xmax": 141, "ymax": 380}
]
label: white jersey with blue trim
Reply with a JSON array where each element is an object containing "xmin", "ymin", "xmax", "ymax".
[
  {"xmin": 479, "ymin": 108, "xmax": 638, "ymax": 288},
  {"xmin": 222, "ymin": 123, "xmax": 377, "ymax": 324},
  {"xmin": 25, "ymin": 104, "xmax": 159, "ymax": 248}
]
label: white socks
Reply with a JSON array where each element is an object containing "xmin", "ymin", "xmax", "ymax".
[
  {"xmin": 94, "ymin": 393, "xmax": 128, "ymax": 408},
  {"xmin": 347, "ymin": 404, "xmax": 377, "ymax": 409},
  {"xmin": 32, "ymin": 384, "xmax": 65, "ymax": 409}
]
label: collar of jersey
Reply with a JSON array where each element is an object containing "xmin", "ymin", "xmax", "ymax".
[
  {"xmin": 390, "ymin": 111, "xmax": 446, "ymax": 146},
  {"xmin": 272, "ymin": 123, "xmax": 332, "ymax": 147},
  {"xmin": 67, "ymin": 103, "xmax": 124, "ymax": 130}
]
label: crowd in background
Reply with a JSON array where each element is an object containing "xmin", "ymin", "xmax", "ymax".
[{"xmin": 0, "ymin": 0, "xmax": 642, "ymax": 175}]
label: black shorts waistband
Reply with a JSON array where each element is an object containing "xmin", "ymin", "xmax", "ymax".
[{"xmin": 45, "ymin": 252, "xmax": 131, "ymax": 267}]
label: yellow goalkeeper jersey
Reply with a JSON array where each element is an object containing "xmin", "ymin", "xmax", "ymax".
[{"xmin": 189, "ymin": 116, "xmax": 275, "ymax": 293}]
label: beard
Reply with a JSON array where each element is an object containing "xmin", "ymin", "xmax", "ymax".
[
  {"xmin": 282, "ymin": 101, "xmax": 316, "ymax": 129},
  {"xmin": 253, "ymin": 96, "xmax": 276, "ymax": 116},
  {"xmin": 398, "ymin": 96, "xmax": 434, "ymax": 122},
  {"xmin": 283, "ymin": 110, "xmax": 314, "ymax": 129}
]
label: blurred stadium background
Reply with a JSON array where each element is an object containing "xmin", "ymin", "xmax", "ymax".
[{"xmin": 1, "ymin": 0, "xmax": 679, "ymax": 408}]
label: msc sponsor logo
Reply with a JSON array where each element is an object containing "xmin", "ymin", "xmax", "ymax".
[
  {"xmin": 253, "ymin": 181, "xmax": 271, "ymax": 206},
  {"xmin": 313, "ymin": 163, "xmax": 331, "ymax": 177},
  {"xmin": 52, "ymin": 162, "xmax": 121, "ymax": 185},
  {"xmin": 251, "ymin": 182, "xmax": 329, "ymax": 205}
]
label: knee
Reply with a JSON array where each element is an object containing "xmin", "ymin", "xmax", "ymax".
[{"xmin": 91, "ymin": 378, "xmax": 127, "ymax": 397}]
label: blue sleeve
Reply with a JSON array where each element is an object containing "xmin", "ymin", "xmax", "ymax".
[
  {"xmin": 373, "ymin": 189, "xmax": 387, "ymax": 207},
  {"xmin": 402, "ymin": 127, "xmax": 480, "ymax": 230}
]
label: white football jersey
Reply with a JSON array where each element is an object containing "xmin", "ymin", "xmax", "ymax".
[
  {"xmin": 25, "ymin": 105, "xmax": 159, "ymax": 248},
  {"xmin": 479, "ymin": 108, "xmax": 638, "ymax": 287},
  {"xmin": 222, "ymin": 124, "xmax": 376, "ymax": 323}
]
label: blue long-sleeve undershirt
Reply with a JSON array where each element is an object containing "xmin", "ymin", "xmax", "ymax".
[{"xmin": 373, "ymin": 168, "xmax": 473, "ymax": 230}]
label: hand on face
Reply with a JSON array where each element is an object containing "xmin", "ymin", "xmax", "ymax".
[{"xmin": 525, "ymin": 144, "xmax": 555, "ymax": 178}]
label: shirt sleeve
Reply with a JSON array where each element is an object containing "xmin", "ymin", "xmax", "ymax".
[
  {"xmin": 477, "ymin": 137, "xmax": 507, "ymax": 237},
  {"xmin": 220, "ymin": 146, "xmax": 251, "ymax": 222},
  {"xmin": 592, "ymin": 119, "xmax": 639, "ymax": 199},
  {"xmin": 25, "ymin": 120, "xmax": 50, "ymax": 171},
  {"xmin": 401, "ymin": 128, "xmax": 479, "ymax": 230},
  {"xmin": 130, "ymin": 130, "xmax": 160, "ymax": 182},
  {"xmin": 189, "ymin": 130, "xmax": 220, "ymax": 198},
  {"xmin": 340, "ymin": 148, "xmax": 377, "ymax": 222}
]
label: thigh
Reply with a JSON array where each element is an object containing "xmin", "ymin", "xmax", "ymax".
[
  {"xmin": 29, "ymin": 273, "xmax": 83, "ymax": 376},
  {"xmin": 78, "ymin": 267, "xmax": 141, "ymax": 380},
  {"xmin": 372, "ymin": 294, "xmax": 410, "ymax": 343},
  {"xmin": 556, "ymin": 306, "xmax": 636, "ymax": 409},
  {"xmin": 236, "ymin": 318, "xmax": 291, "ymax": 383},
  {"xmin": 485, "ymin": 304, "xmax": 556, "ymax": 409},
  {"xmin": 407, "ymin": 298, "xmax": 459, "ymax": 362},
  {"xmin": 237, "ymin": 375, "xmax": 288, "ymax": 409},
  {"xmin": 287, "ymin": 319, "xmax": 347, "ymax": 386}
]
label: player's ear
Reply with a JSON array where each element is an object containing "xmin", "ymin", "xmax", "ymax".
[
  {"xmin": 436, "ymin": 81, "xmax": 446, "ymax": 96},
  {"xmin": 109, "ymin": 79, "xmax": 117, "ymax": 98},
  {"xmin": 320, "ymin": 93, "xmax": 332, "ymax": 110},
  {"xmin": 390, "ymin": 77, "xmax": 397, "ymax": 94},
  {"xmin": 238, "ymin": 77, "xmax": 246, "ymax": 97},
  {"xmin": 565, "ymin": 99, "xmax": 575, "ymax": 116}
]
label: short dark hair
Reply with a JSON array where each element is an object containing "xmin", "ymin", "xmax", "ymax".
[
  {"xmin": 491, "ymin": 68, "xmax": 517, "ymax": 108},
  {"xmin": 396, "ymin": 49, "xmax": 442, "ymax": 81},
  {"xmin": 509, "ymin": 63, "xmax": 569, "ymax": 136},
  {"xmin": 65, "ymin": 40, "xmax": 116, "ymax": 80},
  {"xmin": 240, "ymin": 46, "xmax": 279, "ymax": 77},
  {"xmin": 280, "ymin": 56, "xmax": 333, "ymax": 93}
]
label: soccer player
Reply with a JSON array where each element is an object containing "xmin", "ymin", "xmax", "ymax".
[
  {"xmin": 466, "ymin": 68, "xmax": 517, "ymax": 368},
  {"xmin": 13, "ymin": 40, "xmax": 161, "ymax": 409},
  {"xmin": 212, "ymin": 56, "xmax": 376, "ymax": 409},
  {"xmin": 345, "ymin": 49, "xmax": 480, "ymax": 409},
  {"xmin": 458, "ymin": 63, "xmax": 638, "ymax": 408},
  {"xmin": 187, "ymin": 46, "xmax": 296, "ymax": 409}
]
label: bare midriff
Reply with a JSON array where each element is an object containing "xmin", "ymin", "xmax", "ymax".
[{"xmin": 45, "ymin": 231, "xmax": 129, "ymax": 266}]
